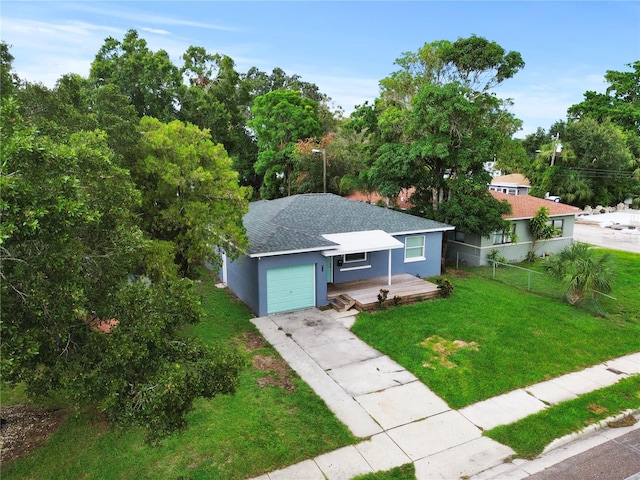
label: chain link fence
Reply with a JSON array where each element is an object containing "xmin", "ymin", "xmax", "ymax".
[
  {"xmin": 448, "ymin": 253, "xmax": 563, "ymax": 301},
  {"xmin": 446, "ymin": 252, "xmax": 617, "ymax": 313}
]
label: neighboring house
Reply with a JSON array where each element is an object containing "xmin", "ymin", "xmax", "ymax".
[
  {"xmin": 488, "ymin": 173, "xmax": 531, "ymax": 196},
  {"xmin": 220, "ymin": 193, "xmax": 454, "ymax": 316},
  {"xmin": 447, "ymin": 191, "xmax": 582, "ymax": 266}
]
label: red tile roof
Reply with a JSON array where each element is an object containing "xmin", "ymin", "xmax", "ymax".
[
  {"xmin": 346, "ymin": 188, "xmax": 414, "ymax": 210},
  {"xmin": 490, "ymin": 191, "xmax": 582, "ymax": 219}
]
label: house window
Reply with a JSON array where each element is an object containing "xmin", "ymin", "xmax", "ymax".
[
  {"xmin": 405, "ymin": 235, "xmax": 425, "ymax": 262},
  {"xmin": 547, "ymin": 219, "xmax": 564, "ymax": 237},
  {"xmin": 344, "ymin": 252, "xmax": 367, "ymax": 263},
  {"xmin": 493, "ymin": 225, "xmax": 515, "ymax": 245}
]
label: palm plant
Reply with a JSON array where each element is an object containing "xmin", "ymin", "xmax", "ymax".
[{"xmin": 543, "ymin": 242, "xmax": 615, "ymax": 306}]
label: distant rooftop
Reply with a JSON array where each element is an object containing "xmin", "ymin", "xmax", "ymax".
[{"xmin": 490, "ymin": 173, "xmax": 530, "ymax": 187}]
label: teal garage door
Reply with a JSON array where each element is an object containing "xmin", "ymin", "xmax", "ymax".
[{"xmin": 266, "ymin": 264, "xmax": 315, "ymax": 314}]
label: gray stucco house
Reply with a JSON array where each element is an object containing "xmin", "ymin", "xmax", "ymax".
[
  {"xmin": 220, "ymin": 193, "xmax": 454, "ymax": 316},
  {"xmin": 447, "ymin": 191, "xmax": 582, "ymax": 266}
]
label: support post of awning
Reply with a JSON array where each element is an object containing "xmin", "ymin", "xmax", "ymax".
[{"xmin": 387, "ymin": 249, "xmax": 392, "ymax": 286}]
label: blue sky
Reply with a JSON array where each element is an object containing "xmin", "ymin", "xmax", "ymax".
[{"xmin": 2, "ymin": 1, "xmax": 638, "ymax": 137}]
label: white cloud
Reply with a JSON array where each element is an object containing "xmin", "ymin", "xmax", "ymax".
[
  {"xmin": 140, "ymin": 27, "xmax": 171, "ymax": 36},
  {"xmin": 69, "ymin": 3, "xmax": 244, "ymax": 32}
]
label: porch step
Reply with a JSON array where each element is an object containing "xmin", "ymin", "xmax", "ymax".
[{"xmin": 331, "ymin": 294, "xmax": 356, "ymax": 312}]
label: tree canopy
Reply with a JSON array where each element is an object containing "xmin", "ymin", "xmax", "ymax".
[
  {"xmin": 1, "ymin": 43, "xmax": 248, "ymax": 441},
  {"xmin": 134, "ymin": 117, "xmax": 250, "ymax": 275},
  {"xmin": 249, "ymin": 89, "xmax": 322, "ymax": 198},
  {"xmin": 518, "ymin": 62, "xmax": 640, "ymax": 208},
  {"xmin": 348, "ymin": 36, "xmax": 520, "ymax": 236},
  {"xmin": 568, "ymin": 61, "xmax": 640, "ymax": 135}
]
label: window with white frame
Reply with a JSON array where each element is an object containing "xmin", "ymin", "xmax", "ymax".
[
  {"xmin": 405, "ymin": 235, "xmax": 425, "ymax": 262},
  {"xmin": 344, "ymin": 252, "xmax": 367, "ymax": 263}
]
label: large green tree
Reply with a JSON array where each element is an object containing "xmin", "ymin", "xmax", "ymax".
[
  {"xmin": 134, "ymin": 117, "xmax": 250, "ymax": 275},
  {"xmin": 89, "ymin": 29, "xmax": 183, "ymax": 122},
  {"xmin": 0, "ymin": 120, "xmax": 241, "ymax": 442},
  {"xmin": 528, "ymin": 118, "xmax": 636, "ymax": 207},
  {"xmin": 351, "ymin": 36, "xmax": 522, "ymax": 236},
  {"xmin": 249, "ymin": 89, "xmax": 322, "ymax": 198},
  {"xmin": 1, "ymin": 55, "xmax": 244, "ymax": 441},
  {"xmin": 178, "ymin": 47, "xmax": 259, "ymax": 194},
  {"xmin": 568, "ymin": 61, "xmax": 640, "ymax": 135}
]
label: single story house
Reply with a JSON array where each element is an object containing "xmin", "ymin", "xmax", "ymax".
[
  {"xmin": 220, "ymin": 193, "xmax": 454, "ymax": 316},
  {"xmin": 488, "ymin": 173, "xmax": 531, "ymax": 196},
  {"xmin": 447, "ymin": 191, "xmax": 582, "ymax": 266}
]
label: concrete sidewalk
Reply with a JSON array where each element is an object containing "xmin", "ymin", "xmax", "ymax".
[{"xmin": 249, "ymin": 308, "xmax": 640, "ymax": 480}]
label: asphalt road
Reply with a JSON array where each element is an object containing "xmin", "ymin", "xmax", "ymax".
[
  {"xmin": 573, "ymin": 211, "xmax": 640, "ymax": 254},
  {"xmin": 528, "ymin": 428, "xmax": 640, "ymax": 480}
]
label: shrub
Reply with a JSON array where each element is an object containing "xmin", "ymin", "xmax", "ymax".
[
  {"xmin": 377, "ymin": 288, "xmax": 389, "ymax": 309},
  {"xmin": 436, "ymin": 278, "xmax": 454, "ymax": 298},
  {"xmin": 487, "ymin": 249, "xmax": 507, "ymax": 265}
]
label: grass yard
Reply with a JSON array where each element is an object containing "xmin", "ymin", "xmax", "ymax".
[
  {"xmin": 486, "ymin": 374, "xmax": 640, "ymax": 459},
  {"xmin": 352, "ymin": 249, "xmax": 640, "ymax": 409},
  {"xmin": 353, "ymin": 463, "xmax": 416, "ymax": 480},
  {"xmin": 2, "ymin": 282, "xmax": 358, "ymax": 479}
]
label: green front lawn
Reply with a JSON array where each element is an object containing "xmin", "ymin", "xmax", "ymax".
[
  {"xmin": 3, "ymin": 282, "xmax": 358, "ymax": 480},
  {"xmin": 486, "ymin": 374, "xmax": 640, "ymax": 459},
  {"xmin": 352, "ymin": 250, "xmax": 640, "ymax": 409}
]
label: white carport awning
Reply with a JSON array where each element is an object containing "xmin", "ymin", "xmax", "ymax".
[{"xmin": 321, "ymin": 230, "xmax": 403, "ymax": 257}]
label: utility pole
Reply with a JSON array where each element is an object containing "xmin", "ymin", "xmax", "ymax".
[{"xmin": 550, "ymin": 133, "xmax": 562, "ymax": 166}]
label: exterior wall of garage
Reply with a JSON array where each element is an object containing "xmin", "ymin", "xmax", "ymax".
[
  {"xmin": 256, "ymin": 252, "xmax": 329, "ymax": 316},
  {"xmin": 225, "ymin": 255, "xmax": 260, "ymax": 314}
]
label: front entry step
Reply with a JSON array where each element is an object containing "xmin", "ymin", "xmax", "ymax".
[{"xmin": 331, "ymin": 294, "xmax": 356, "ymax": 312}]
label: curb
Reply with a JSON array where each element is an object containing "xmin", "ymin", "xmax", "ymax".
[{"xmin": 542, "ymin": 408, "xmax": 640, "ymax": 454}]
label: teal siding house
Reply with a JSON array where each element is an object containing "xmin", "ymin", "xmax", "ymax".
[{"xmin": 221, "ymin": 194, "xmax": 454, "ymax": 316}]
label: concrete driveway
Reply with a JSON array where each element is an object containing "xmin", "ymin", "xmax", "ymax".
[
  {"xmin": 250, "ymin": 308, "xmax": 640, "ymax": 480},
  {"xmin": 251, "ymin": 308, "xmax": 515, "ymax": 479}
]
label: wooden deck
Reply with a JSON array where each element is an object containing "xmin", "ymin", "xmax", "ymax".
[{"xmin": 327, "ymin": 274, "xmax": 441, "ymax": 311}]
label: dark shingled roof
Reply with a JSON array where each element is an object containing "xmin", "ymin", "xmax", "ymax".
[{"xmin": 245, "ymin": 193, "xmax": 453, "ymax": 256}]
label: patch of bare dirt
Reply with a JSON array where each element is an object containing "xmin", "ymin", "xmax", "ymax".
[
  {"xmin": 419, "ymin": 335, "xmax": 479, "ymax": 369},
  {"xmin": 253, "ymin": 354, "xmax": 296, "ymax": 392},
  {"xmin": 608, "ymin": 413, "xmax": 638, "ymax": 428},
  {"xmin": 0, "ymin": 405, "xmax": 67, "ymax": 462},
  {"xmin": 240, "ymin": 331, "xmax": 266, "ymax": 352}
]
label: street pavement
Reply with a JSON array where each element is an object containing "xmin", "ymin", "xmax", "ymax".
[
  {"xmin": 574, "ymin": 211, "xmax": 640, "ymax": 254},
  {"xmin": 249, "ymin": 308, "xmax": 640, "ymax": 480},
  {"xmin": 525, "ymin": 428, "xmax": 640, "ymax": 480}
]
